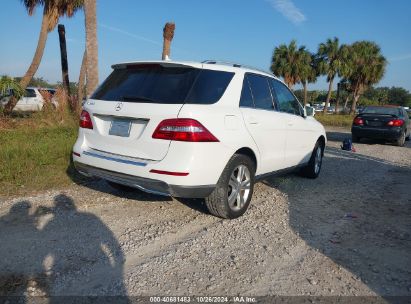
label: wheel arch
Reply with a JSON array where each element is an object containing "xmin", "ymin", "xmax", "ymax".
[
  {"xmin": 235, "ymin": 147, "xmax": 258, "ymax": 171},
  {"xmin": 317, "ymin": 135, "xmax": 326, "ymax": 155}
]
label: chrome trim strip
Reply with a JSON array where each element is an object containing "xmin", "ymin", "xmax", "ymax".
[
  {"xmin": 83, "ymin": 151, "xmax": 147, "ymax": 167},
  {"xmin": 89, "ymin": 147, "xmax": 153, "ymax": 163}
]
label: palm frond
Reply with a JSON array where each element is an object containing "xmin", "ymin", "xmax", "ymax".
[{"xmin": 0, "ymin": 76, "xmax": 25, "ymax": 100}]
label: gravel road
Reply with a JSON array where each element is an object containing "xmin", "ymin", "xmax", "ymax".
[{"xmin": 1, "ymin": 127, "xmax": 410, "ymax": 299}]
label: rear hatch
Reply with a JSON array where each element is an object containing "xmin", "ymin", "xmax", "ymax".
[
  {"xmin": 83, "ymin": 62, "xmax": 234, "ymax": 161},
  {"xmin": 360, "ymin": 106, "xmax": 403, "ymax": 128},
  {"xmin": 84, "ymin": 62, "xmax": 199, "ymax": 161},
  {"xmin": 362, "ymin": 114, "xmax": 397, "ymax": 128}
]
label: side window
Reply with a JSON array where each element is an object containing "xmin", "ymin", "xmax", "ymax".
[
  {"xmin": 239, "ymin": 75, "xmax": 254, "ymax": 108},
  {"xmin": 271, "ymin": 80, "xmax": 302, "ymax": 115},
  {"xmin": 247, "ymin": 74, "xmax": 274, "ymax": 110},
  {"xmin": 186, "ymin": 70, "xmax": 234, "ymax": 104}
]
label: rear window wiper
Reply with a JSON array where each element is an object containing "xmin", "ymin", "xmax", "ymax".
[{"xmin": 121, "ymin": 95, "xmax": 157, "ymax": 103}]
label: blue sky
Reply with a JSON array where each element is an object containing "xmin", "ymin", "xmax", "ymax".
[{"xmin": 1, "ymin": 0, "xmax": 410, "ymax": 91}]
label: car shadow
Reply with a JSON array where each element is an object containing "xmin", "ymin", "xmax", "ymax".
[
  {"xmin": 0, "ymin": 194, "xmax": 129, "ymax": 302},
  {"xmin": 262, "ymin": 146, "xmax": 411, "ymax": 298},
  {"xmin": 326, "ymin": 130, "xmax": 411, "ymax": 148}
]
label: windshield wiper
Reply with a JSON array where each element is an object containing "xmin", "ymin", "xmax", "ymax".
[{"xmin": 121, "ymin": 95, "xmax": 157, "ymax": 103}]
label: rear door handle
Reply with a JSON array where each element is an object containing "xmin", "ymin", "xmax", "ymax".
[
  {"xmin": 248, "ymin": 116, "xmax": 259, "ymax": 124},
  {"xmin": 287, "ymin": 121, "xmax": 294, "ymax": 126}
]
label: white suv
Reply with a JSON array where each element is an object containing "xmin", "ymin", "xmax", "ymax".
[
  {"xmin": 0, "ymin": 87, "xmax": 57, "ymax": 112},
  {"xmin": 73, "ymin": 61, "xmax": 326, "ymax": 219}
]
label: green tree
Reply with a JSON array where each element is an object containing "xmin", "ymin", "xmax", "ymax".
[
  {"xmin": 345, "ymin": 41, "xmax": 387, "ymax": 114},
  {"xmin": 317, "ymin": 37, "xmax": 346, "ymax": 113},
  {"xmin": 271, "ymin": 40, "xmax": 306, "ymax": 89},
  {"xmin": 388, "ymin": 87, "xmax": 411, "ymax": 107}
]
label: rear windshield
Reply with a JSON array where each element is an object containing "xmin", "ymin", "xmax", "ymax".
[
  {"xmin": 362, "ymin": 106, "xmax": 401, "ymax": 116},
  {"xmin": 92, "ymin": 65, "xmax": 234, "ymax": 104}
]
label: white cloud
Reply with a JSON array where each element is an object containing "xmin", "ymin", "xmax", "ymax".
[
  {"xmin": 98, "ymin": 23, "xmax": 162, "ymax": 46},
  {"xmin": 389, "ymin": 53, "xmax": 411, "ymax": 62},
  {"xmin": 265, "ymin": 0, "xmax": 306, "ymax": 25}
]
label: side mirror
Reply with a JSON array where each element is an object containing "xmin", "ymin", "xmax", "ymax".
[{"xmin": 305, "ymin": 106, "xmax": 315, "ymax": 117}]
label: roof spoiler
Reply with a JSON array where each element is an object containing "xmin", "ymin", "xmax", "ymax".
[{"xmin": 111, "ymin": 62, "xmax": 195, "ymax": 69}]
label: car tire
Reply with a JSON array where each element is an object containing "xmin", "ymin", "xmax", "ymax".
[
  {"xmin": 395, "ymin": 131, "xmax": 406, "ymax": 147},
  {"xmin": 405, "ymin": 131, "xmax": 410, "ymax": 141},
  {"xmin": 352, "ymin": 135, "xmax": 360, "ymax": 143},
  {"xmin": 205, "ymin": 154, "xmax": 255, "ymax": 219},
  {"xmin": 300, "ymin": 141, "xmax": 324, "ymax": 179},
  {"xmin": 107, "ymin": 181, "xmax": 136, "ymax": 192}
]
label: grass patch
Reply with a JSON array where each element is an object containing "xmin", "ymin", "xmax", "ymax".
[
  {"xmin": 315, "ymin": 113, "xmax": 354, "ymax": 128},
  {"xmin": 0, "ymin": 125, "xmax": 83, "ymax": 197},
  {"xmin": 0, "ymin": 105, "xmax": 86, "ymax": 197}
]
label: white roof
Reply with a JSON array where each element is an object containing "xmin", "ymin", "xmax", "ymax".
[{"xmin": 111, "ymin": 60, "xmax": 278, "ymax": 79}]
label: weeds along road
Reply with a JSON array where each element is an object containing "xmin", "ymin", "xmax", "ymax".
[{"xmin": 0, "ymin": 127, "xmax": 410, "ymax": 298}]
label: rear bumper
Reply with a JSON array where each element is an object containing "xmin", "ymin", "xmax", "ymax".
[
  {"xmin": 351, "ymin": 126, "xmax": 403, "ymax": 140},
  {"xmin": 74, "ymin": 161, "xmax": 215, "ymax": 198}
]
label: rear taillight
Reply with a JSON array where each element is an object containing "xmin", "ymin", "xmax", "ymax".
[
  {"xmin": 80, "ymin": 110, "xmax": 93, "ymax": 129},
  {"xmin": 353, "ymin": 117, "xmax": 364, "ymax": 126},
  {"xmin": 387, "ymin": 119, "xmax": 404, "ymax": 127},
  {"xmin": 152, "ymin": 119, "xmax": 219, "ymax": 142}
]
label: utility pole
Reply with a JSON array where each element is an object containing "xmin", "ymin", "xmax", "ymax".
[{"xmin": 58, "ymin": 24, "xmax": 70, "ymax": 96}]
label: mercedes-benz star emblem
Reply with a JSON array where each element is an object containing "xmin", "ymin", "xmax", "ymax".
[{"xmin": 115, "ymin": 102, "xmax": 123, "ymax": 111}]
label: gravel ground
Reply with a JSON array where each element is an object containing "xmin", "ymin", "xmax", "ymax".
[{"xmin": 1, "ymin": 126, "xmax": 410, "ymax": 299}]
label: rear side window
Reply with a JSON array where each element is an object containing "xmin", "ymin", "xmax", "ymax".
[
  {"xmin": 271, "ymin": 80, "xmax": 302, "ymax": 115},
  {"xmin": 25, "ymin": 89, "xmax": 36, "ymax": 98},
  {"xmin": 186, "ymin": 70, "xmax": 234, "ymax": 104},
  {"xmin": 239, "ymin": 76, "xmax": 254, "ymax": 108},
  {"xmin": 247, "ymin": 74, "xmax": 274, "ymax": 110},
  {"xmin": 92, "ymin": 66, "xmax": 199, "ymax": 104}
]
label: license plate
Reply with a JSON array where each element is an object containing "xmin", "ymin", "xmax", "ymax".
[
  {"xmin": 367, "ymin": 121, "xmax": 382, "ymax": 127},
  {"xmin": 109, "ymin": 120, "xmax": 131, "ymax": 137}
]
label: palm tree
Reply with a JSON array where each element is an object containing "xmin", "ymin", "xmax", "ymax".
[
  {"xmin": 334, "ymin": 45, "xmax": 352, "ymax": 113},
  {"xmin": 162, "ymin": 22, "xmax": 175, "ymax": 60},
  {"xmin": 345, "ymin": 41, "xmax": 387, "ymax": 114},
  {"xmin": 84, "ymin": 0, "xmax": 98, "ymax": 97},
  {"xmin": 299, "ymin": 51, "xmax": 318, "ymax": 105},
  {"xmin": 5, "ymin": 0, "xmax": 83, "ymax": 114},
  {"xmin": 317, "ymin": 37, "xmax": 344, "ymax": 113},
  {"xmin": 19, "ymin": 0, "xmax": 83, "ymax": 89},
  {"xmin": 271, "ymin": 40, "xmax": 306, "ymax": 89}
]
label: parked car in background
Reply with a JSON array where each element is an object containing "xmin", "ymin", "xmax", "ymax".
[
  {"xmin": 314, "ymin": 104, "xmax": 324, "ymax": 112},
  {"xmin": 351, "ymin": 105, "xmax": 410, "ymax": 146},
  {"xmin": 326, "ymin": 106, "xmax": 335, "ymax": 113},
  {"xmin": 73, "ymin": 60, "xmax": 327, "ymax": 219},
  {"xmin": 0, "ymin": 87, "xmax": 57, "ymax": 112}
]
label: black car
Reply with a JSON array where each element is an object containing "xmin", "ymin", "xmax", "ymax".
[{"xmin": 351, "ymin": 105, "xmax": 410, "ymax": 146}]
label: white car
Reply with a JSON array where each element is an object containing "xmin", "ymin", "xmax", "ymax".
[
  {"xmin": 0, "ymin": 87, "xmax": 57, "ymax": 112},
  {"xmin": 73, "ymin": 60, "xmax": 326, "ymax": 219}
]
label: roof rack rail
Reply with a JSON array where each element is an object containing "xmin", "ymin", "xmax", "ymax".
[{"xmin": 201, "ymin": 60, "xmax": 272, "ymax": 75}]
